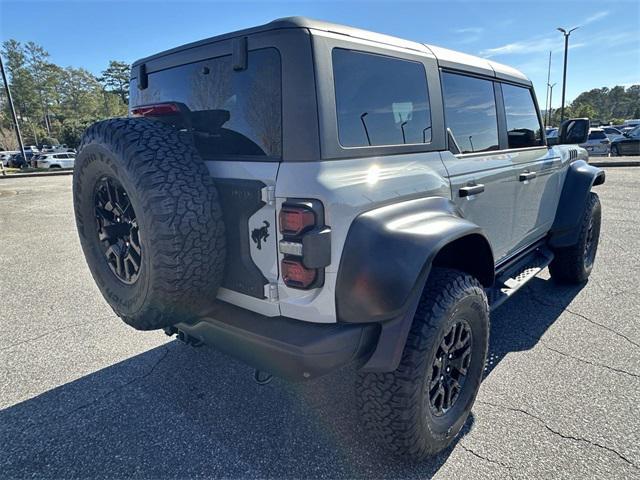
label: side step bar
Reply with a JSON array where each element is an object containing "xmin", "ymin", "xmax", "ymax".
[{"xmin": 488, "ymin": 245, "xmax": 554, "ymax": 310}]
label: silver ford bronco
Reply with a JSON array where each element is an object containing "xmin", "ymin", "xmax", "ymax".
[{"xmin": 74, "ymin": 17, "xmax": 604, "ymax": 459}]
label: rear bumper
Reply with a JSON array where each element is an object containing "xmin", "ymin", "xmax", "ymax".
[{"xmin": 174, "ymin": 301, "xmax": 379, "ymax": 381}]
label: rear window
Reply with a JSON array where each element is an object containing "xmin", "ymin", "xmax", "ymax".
[
  {"xmin": 332, "ymin": 49, "xmax": 432, "ymax": 147},
  {"xmin": 442, "ymin": 72, "xmax": 499, "ymax": 154},
  {"xmin": 130, "ymin": 48, "xmax": 282, "ymax": 159},
  {"xmin": 588, "ymin": 130, "xmax": 607, "ymax": 140}
]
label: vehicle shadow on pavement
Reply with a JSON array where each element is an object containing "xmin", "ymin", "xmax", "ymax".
[{"xmin": 0, "ymin": 277, "xmax": 583, "ymax": 479}]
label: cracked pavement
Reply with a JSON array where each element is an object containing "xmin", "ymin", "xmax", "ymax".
[{"xmin": 1, "ymin": 169, "xmax": 639, "ymax": 479}]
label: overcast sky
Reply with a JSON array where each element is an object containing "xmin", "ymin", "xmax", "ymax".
[{"xmin": 1, "ymin": 0, "xmax": 638, "ymax": 105}]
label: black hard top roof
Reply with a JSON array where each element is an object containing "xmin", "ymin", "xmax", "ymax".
[
  {"xmin": 131, "ymin": 16, "xmax": 428, "ymax": 67},
  {"xmin": 131, "ymin": 16, "xmax": 530, "ymax": 85}
]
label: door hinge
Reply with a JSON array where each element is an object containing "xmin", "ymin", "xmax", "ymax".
[
  {"xmin": 261, "ymin": 185, "xmax": 276, "ymax": 205},
  {"xmin": 264, "ymin": 283, "xmax": 279, "ymax": 302}
]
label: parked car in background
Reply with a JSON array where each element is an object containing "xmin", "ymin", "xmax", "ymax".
[
  {"xmin": 611, "ymin": 125, "xmax": 640, "ymax": 156},
  {"xmin": 8, "ymin": 153, "xmax": 27, "ymax": 168},
  {"xmin": 22, "ymin": 146, "xmax": 39, "ymax": 159},
  {"xmin": 1, "ymin": 151, "xmax": 19, "ymax": 167},
  {"xmin": 601, "ymin": 126, "xmax": 622, "ymax": 141},
  {"xmin": 580, "ymin": 128, "xmax": 611, "ymax": 156},
  {"xmin": 35, "ymin": 152, "xmax": 76, "ymax": 169},
  {"xmin": 623, "ymin": 119, "xmax": 640, "ymax": 128}
]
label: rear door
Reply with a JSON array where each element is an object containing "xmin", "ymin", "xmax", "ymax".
[{"xmin": 439, "ymin": 71, "xmax": 516, "ymax": 262}]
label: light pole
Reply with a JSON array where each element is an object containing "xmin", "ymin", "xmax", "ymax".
[
  {"xmin": 557, "ymin": 26, "xmax": 579, "ymax": 123},
  {"xmin": 544, "ymin": 51, "xmax": 552, "ymax": 126},
  {"xmin": 0, "ymin": 54, "xmax": 27, "ymax": 171},
  {"xmin": 547, "ymin": 82, "xmax": 556, "ymax": 126}
]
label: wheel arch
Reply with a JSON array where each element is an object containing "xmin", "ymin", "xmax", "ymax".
[
  {"xmin": 431, "ymin": 233, "xmax": 494, "ymax": 288},
  {"xmin": 335, "ymin": 196, "xmax": 494, "ymax": 373}
]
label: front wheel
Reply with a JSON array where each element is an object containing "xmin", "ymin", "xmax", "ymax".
[
  {"xmin": 549, "ymin": 192, "xmax": 601, "ymax": 284},
  {"xmin": 356, "ymin": 268, "xmax": 489, "ymax": 460}
]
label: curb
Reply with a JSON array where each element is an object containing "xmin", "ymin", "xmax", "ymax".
[
  {"xmin": 590, "ymin": 161, "xmax": 640, "ymax": 167},
  {"xmin": 0, "ymin": 169, "xmax": 74, "ymax": 179}
]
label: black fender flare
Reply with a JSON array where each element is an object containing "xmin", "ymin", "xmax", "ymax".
[
  {"xmin": 335, "ymin": 196, "xmax": 494, "ymax": 372},
  {"xmin": 549, "ymin": 160, "xmax": 605, "ymax": 249}
]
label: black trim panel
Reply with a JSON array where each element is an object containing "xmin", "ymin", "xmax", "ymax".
[
  {"xmin": 216, "ymin": 179, "xmax": 269, "ymax": 298},
  {"xmin": 549, "ymin": 160, "xmax": 605, "ymax": 248},
  {"xmin": 336, "ymin": 196, "xmax": 492, "ymax": 324}
]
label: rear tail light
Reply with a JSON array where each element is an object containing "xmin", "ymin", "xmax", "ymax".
[
  {"xmin": 279, "ymin": 200, "xmax": 330, "ymax": 290},
  {"xmin": 131, "ymin": 103, "xmax": 180, "ymax": 117},
  {"xmin": 279, "ymin": 206, "xmax": 316, "ymax": 236},
  {"xmin": 281, "ymin": 258, "xmax": 317, "ymax": 289}
]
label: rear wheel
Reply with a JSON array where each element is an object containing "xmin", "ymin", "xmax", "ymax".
[
  {"xmin": 549, "ymin": 192, "xmax": 601, "ymax": 284},
  {"xmin": 73, "ymin": 117, "xmax": 226, "ymax": 330},
  {"xmin": 356, "ymin": 268, "xmax": 489, "ymax": 459}
]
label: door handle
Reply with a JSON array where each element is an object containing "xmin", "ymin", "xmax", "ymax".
[
  {"xmin": 459, "ymin": 184, "xmax": 485, "ymax": 197},
  {"xmin": 519, "ymin": 171, "xmax": 537, "ymax": 182}
]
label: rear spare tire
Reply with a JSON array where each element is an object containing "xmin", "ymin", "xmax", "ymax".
[{"xmin": 73, "ymin": 117, "xmax": 225, "ymax": 330}]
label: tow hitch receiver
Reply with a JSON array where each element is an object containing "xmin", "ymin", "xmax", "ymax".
[{"xmin": 164, "ymin": 327, "xmax": 203, "ymax": 347}]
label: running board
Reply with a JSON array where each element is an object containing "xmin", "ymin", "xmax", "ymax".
[{"xmin": 488, "ymin": 246, "xmax": 554, "ymax": 310}]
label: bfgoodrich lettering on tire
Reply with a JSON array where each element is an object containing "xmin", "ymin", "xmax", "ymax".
[
  {"xmin": 356, "ymin": 268, "xmax": 489, "ymax": 460},
  {"xmin": 73, "ymin": 117, "xmax": 225, "ymax": 330}
]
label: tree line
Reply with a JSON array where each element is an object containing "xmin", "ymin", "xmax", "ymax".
[
  {"xmin": 1, "ymin": 38, "xmax": 639, "ymax": 150},
  {"xmin": 0, "ymin": 39, "xmax": 129, "ymax": 150},
  {"xmin": 547, "ymin": 85, "xmax": 640, "ymax": 126}
]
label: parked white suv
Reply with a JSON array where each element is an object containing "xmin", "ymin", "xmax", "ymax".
[
  {"xmin": 36, "ymin": 152, "xmax": 76, "ymax": 169},
  {"xmin": 74, "ymin": 17, "xmax": 603, "ymax": 459}
]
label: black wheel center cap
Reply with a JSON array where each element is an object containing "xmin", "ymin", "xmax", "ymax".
[
  {"xmin": 94, "ymin": 177, "xmax": 142, "ymax": 284},
  {"xmin": 428, "ymin": 320, "xmax": 473, "ymax": 417}
]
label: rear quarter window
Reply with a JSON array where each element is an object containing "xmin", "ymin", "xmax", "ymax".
[
  {"xmin": 130, "ymin": 48, "xmax": 282, "ymax": 159},
  {"xmin": 332, "ymin": 49, "xmax": 432, "ymax": 148}
]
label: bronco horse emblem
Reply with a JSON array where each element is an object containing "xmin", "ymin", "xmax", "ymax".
[{"xmin": 251, "ymin": 221, "xmax": 270, "ymax": 250}]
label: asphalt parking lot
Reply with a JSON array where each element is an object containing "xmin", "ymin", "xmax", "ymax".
[{"xmin": 1, "ymin": 170, "xmax": 638, "ymax": 479}]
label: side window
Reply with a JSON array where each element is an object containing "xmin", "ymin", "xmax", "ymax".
[
  {"xmin": 501, "ymin": 83, "xmax": 543, "ymax": 148},
  {"xmin": 442, "ymin": 72, "xmax": 499, "ymax": 154},
  {"xmin": 332, "ymin": 49, "xmax": 432, "ymax": 147}
]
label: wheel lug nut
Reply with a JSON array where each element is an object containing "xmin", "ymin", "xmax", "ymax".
[
  {"xmin": 446, "ymin": 367, "xmax": 451, "ymax": 372},
  {"xmin": 449, "ymin": 354, "xmax": 453, "ymax": 359},
  {"xmin": 440, "ymin": 375, "xmax": 444, "ymax": 381}
]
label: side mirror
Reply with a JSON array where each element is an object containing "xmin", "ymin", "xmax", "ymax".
[{"xmin": 558, "ymin": 118, "xmax": 590, "ymax": 145}]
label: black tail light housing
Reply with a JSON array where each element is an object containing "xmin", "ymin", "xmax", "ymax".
[{"xmin": 278, "ymin": 199, "xmax": 331, "ymax": 289}]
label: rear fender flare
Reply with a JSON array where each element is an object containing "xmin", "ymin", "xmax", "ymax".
[{"xmin": 335, "ymin": 196, "xmax": 494, "ymax": 372}]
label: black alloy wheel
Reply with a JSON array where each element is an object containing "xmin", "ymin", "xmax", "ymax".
[
  {"xmin": 94, "ymin": 176, "xmax": 142, "ymax": 284},
  {"xmin": 428, "ymin": 320, "xmax": 473, "ymax": 417},
  {"xmin": 583, "ymin": 215, "xmax": 597, "ymax": 269}
]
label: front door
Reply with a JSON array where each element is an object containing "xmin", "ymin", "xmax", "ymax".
[{"xmin": 499, "ymin": 83, "xmax": 563, "ymax": 250}]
